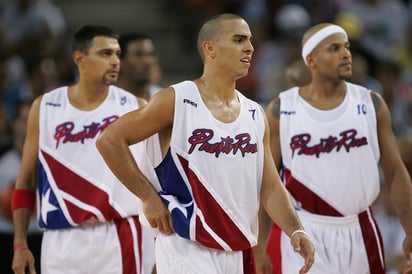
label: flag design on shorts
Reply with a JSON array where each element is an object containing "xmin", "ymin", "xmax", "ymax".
[
  {"xmin": 38, "ymin": 149, "xmax": 144, "ymax": 274},
  {"xmin": 37, "ymin": 149, "xmax": 122, "ymax": 229},
  {"xmin": 155, "ymin": 149, "xmax": 251, "ymax": 251}
]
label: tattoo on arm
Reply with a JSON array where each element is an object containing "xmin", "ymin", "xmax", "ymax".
[{"xmin": 370, "ymin": 92, "xmax": 382, "ymax": 113}]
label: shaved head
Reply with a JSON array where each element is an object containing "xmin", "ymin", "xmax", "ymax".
[{"xmin": 197, "ymin": 13, "xmax": 244, "ymax": 61}]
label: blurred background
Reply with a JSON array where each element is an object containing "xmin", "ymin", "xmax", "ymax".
[
  {"xmin": 0, "ymin": 0, "xmax": 412, "ymax": 273},
  {"xmin": 1, "ymin": 0, "xmax": 412, "ymax": 108}
]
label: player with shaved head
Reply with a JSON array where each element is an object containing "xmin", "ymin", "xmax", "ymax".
[{"xmin": 97, "ymin": 13, "xmax": 315, "ymax": 274}]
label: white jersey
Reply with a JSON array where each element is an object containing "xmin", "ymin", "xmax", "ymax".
[
  {"xmin": 279, "ymin": 82, "xmax": 380, "ymax": 216},
  {"xmin": 37, "ymin": 85, "xmax": 160, "ymax": 229},
  {"xmin": 156, "ymin": 80, "xmax": 265, "ymax": 251}
]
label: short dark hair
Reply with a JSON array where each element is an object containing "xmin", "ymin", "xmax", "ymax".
[
  {"xmin": 72, "ymin": 25, "xmax": 119, "ymax": 54},
  {"xmin": 118, "ymin": 33, "xmax": 154, "ymax": 58}
]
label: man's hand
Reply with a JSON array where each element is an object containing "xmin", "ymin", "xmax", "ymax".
[
  {"xmin": 12, "ymin": 248, "xmax": 36, "ymax": 274},
  {"xmin": 254, "ymin": 248, "xmax": 272, "ymax": 274},
  {"xmin": 143, "ymin": 193, "xmax": 174, "ymax": 235},
  {"xmin": 403, "ymin": 235, "xmax": 412, "ymax": 274},
  {"xmin": 290, "ymin": 231, "xmax": 315, "ymax": 274}
]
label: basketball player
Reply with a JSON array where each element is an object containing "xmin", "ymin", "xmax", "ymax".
[
  {"xmin": 117, "ymin": 33, "xmax": 162, "ymax": 100},
  {"xmin": 117, "ymin": 31, "xmax": 163, "ymax": 274},
  {"xmin": 258, "ymin": 23, "xmax": 412, "ymax": 274},
  {"xmin": 11, "ymin": 25, "xmax": 160, "ymax": 274},
  {"xmin": 96, "ymin": 13, "xmax": 315, "ymax": 274},
  {"xmin": 261, "ymin": 58, "xmax": 312, "ymax": 274},
  {"xmin": 284, "ymin": 59, "xmax": 311, "ymax": 89}
]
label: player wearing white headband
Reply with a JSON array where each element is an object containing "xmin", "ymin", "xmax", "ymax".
[
  {"xmin": 256, "ymin": 23, "xmax": 412, "ymax": 274},
  {"xmin": 301, "ymin": 24, "xmax": 348, "ymax": 65}
]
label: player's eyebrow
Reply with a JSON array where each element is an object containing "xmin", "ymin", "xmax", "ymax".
[{"xmin": 232, "ymin": 34, "xmax": 253, "ymax": 41}]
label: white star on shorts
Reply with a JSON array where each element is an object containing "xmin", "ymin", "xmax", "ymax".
[{"xmin": 41, "ymin": 188, "xmax": 59, "ymax": 225}]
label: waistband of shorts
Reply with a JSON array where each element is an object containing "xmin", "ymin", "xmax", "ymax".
[{"xmin": 297, "ymin": 207, "xmax": 371, "ymax": 227}]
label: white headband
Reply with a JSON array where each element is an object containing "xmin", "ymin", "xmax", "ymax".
[{"xmin": 301, "ymin": 25, "xmax": 348, "ymax": 65}]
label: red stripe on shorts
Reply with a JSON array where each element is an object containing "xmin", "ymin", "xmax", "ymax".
[
  {"xmin": 115, "ymin": 216, "xmax": 142, "ymax": 274},
  {"xmin": 133, "ymin": 217, "xmax": 143, "ymax": 274},
  {"xmin": 358, "ymin": 208, "xmax": 386, "ymax": 274},
  {"xmin": 284, "ymin": 168, "xmax": 343, "ymax": 216},
  {"xmin": 243, "ymin": 247, "xmax": 256, "ymax": 274},
  {"xmin": 266, "ymin": 223, "xmax": 282, "ymax": 274}
]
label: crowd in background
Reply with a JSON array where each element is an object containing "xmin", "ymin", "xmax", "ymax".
[{"xmin": 0, "ymin": 0, "xmax": 412, "ymax": 273}]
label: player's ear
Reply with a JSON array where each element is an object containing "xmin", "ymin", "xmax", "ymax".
[
  {"xmin": 306, "ymin": 54, "xmax": 314, "ymax": 67},
  {"xmin": 72, "ymin": 51, "xmax": 85, "ymax": 67},
  {"xmin": 203, "ymin": 41, "xmax": 216, "ymax": 60}
]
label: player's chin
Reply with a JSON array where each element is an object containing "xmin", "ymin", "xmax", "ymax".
[
  {"xmin": 236, "ymin": 70, "xmax": 249, "ymax": 79},
  {"xmin": 339, "ymin": 67, "xmax": 352, "ymax": 78},
  {"xmin": 339, "ymin": 72, "xmax": 352, "ymax": 81},
  {"xmin": 104, "ymin": 77, "xmax": 118, "ymax": 85}
]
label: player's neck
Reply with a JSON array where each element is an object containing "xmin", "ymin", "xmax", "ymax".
[
  {"xmin": 68, "ymin": 83, "xmax": 109, "ymax": 111},
  {"xmin": 308, "ymin": 77, "xmax": 346, "ymax": 97},
  {"xmin": 299, "ymin": 80, "xmax": 347, "ymax": 110},
  {"xmin": 195, "ymin": 76, "xmax": 236, "ymax": 102}
]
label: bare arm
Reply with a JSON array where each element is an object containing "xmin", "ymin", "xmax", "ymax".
[
  {"xmin": 96, "ymin": 87, "xmax": 175, "ymax": 234},
  {"xmin": 256, "ymin": 103, "xmax": 314, "ymax": 274},
  {"xmin": 256, "ymin": 98, "xmax": 283, "ymax": 249},
  {"xmin": 137, "ymin": 97, "xmax": 148, "ymax": 108},
  {"xmin": 255, "ymin": 98, "xmax": 283, "ymax": 273},
  {"xmin": 12, "ymin": 96, "xmax": 41, "ymax": 274},
  {"xmin": 260, "ymin": 101, "xmax": 302, "ymax": 234},
  {"xmin": 256, "ymin": 98, "xmax": 282, "ymax": 253},
  {"xmin": 266, "ymin": 97, "xmax": 282, "ymax": 170},
  {"xmin": 373, "ymin": 92, "xmax": 412, "ymax": 266}
]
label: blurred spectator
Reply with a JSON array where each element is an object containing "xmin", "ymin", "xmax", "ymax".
[
  {"xmin": 0, "ymin": 0, "xmax": 51, "ymax": 62},
  {"xmin": 150, "ymin": 56, "xmax": 163, "ymax": 96},
  {"xmin": 333, "ymin": 10, "xmax": 364, "ymax": 54},
  {"xmin": 235, "ymin": 0, "xmax": 271, "ymax": 100},
  {"xmin": 350, "ymin": 53, "xmax": 382, "ymax": 93},
  {"xmin": 174, "ymin": 0, "xmax": 238, "ymax": 53},
  {"xmin": 0, "ymin": 60, "xmax": 14, "ymax": 151},
  {"xmin": 304, "ymin": 0, "xmax": 345, "ymax": 23},
  {"xmin": 389, "ymin": 18, "xmax": 412, "ymax": 84},
  {"xmin": 250, "ymin": 4, "xmax": 312, "ymax": 105},
  {"xmin": 0, "ymin": 50, "xmax": 75, "ymax": 124},
  {"xmin": 0, "ymin": 102, "xmax": 12, "ymax": 157},
  {"xmin": 0, "ymin": 0, "xmax": 66, "ymax": 69},
  {"xmin": 373, "ymin": 180, "xmax": 408, "ymax": 274},
  {"xmin": 50, "ymin": 47, "xmax": 77, "ymax": 88},
  {"xmin": 375, "ymin": 59, "xmax": 412, "ymax": 136},
  {"xmin": 0, "ymin": 0, "xmax": 68, "ymax": 122},
  {"xmin": 2, "ymin": 57, "xmax": 54, "ymax": 121},
  {"xmin": 340, "ymin": 0, "xmax": 409, "ymax": 64},
  {"xmin": 32, "ymin": 0, "xmax": 67, "ymax": 52}
]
